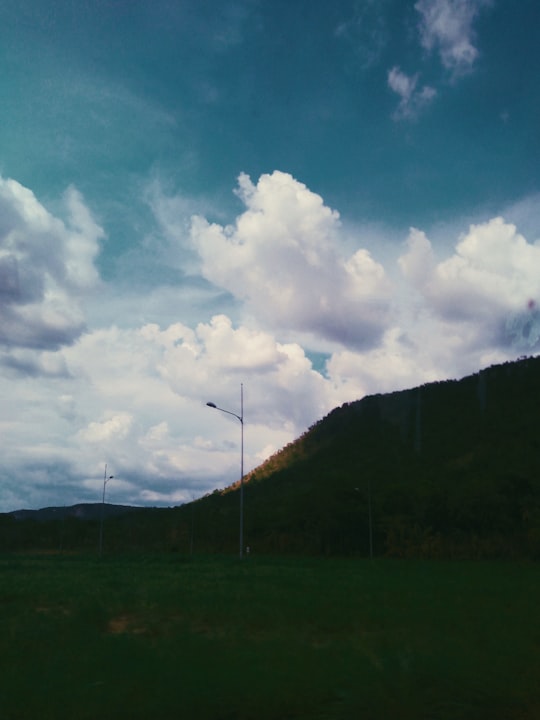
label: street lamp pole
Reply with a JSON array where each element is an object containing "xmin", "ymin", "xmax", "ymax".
[
  {"xmin": 207, "ymin": 383, "xmax": 244, "ymax": 559},
  {"xmin": 99, "ymin": 464, "xmax": 114, "ymax": 557}
]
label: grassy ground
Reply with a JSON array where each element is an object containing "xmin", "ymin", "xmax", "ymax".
[{"xmin": 0, "ymin": 553, "xmax": 539, "ymax": 720}]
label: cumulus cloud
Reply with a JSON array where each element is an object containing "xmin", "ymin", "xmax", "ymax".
[
  {"xmin": 0, "ymin": 178, "xmax": 102, "ymax": 354},
  {"xmin": 327, "ymin": 326, "xmax": 444, "ymax": 399},
  {"xmin": 0, "ymin": 348, "xmax": 71, "ymax": 378},
  {"xmin": 387, "ymin": 66, "xmax": 437, "ymax": 120},
  {"xmin": 142, "ymin": 314, "xmax": 333, "ymax": 429},
  {"xmin": 190, "ymin": 171, "xmax": 393, "ymax": 349},
  {"xmin": 0, "ymin": 309, "xmax": 342, "ymax": 509},
  {"xmin": 77, "ymin": 412, "xmax": 134, "ymax": 444},
  {"xmin": 399, "ymin": 217, "xmax": 540, "ymax": 352},
  {"xmin": 415, "ymin": 0, "xmax": 490, "ymax": 75}
]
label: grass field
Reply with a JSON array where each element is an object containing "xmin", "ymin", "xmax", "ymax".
[{"xmin": 0, "ymin": 553, "xmax": 539, "ymax": 720}]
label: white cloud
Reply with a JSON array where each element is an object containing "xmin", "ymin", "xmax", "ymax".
[
  {"xmin": 387, "ymin": 66, "xmax": 437, "ymax": 120},
  {"xmin": 0, "ymin": 310, "xmax": 340, "ymax": 510},
  {"xmin": 415, "ymin": 0, "xmax": 490, "ymax": 74},
  {"xmin": 399, "ymin": 217, "xmax": 540, "ymax": 352},
  {"xmin": 77, "ymin": 412, "xmax": 134, "ymax": 444},
  {"xmin": 0, "ymin": 348, "xmax": 70, "ymax": 378},
  {"xmin": 397, "ymin": 228, "xmax": 436, "ymax": 286},
  {"xmin": 0, "ymin": 177, "xmax": 102, "ymax": 353},
  {"xmin": 327, "ymin": 214, "xmax": 540, "ymax": 392},
  {"xmin": 1, "ymin": 171, "xmax": 539, "ymax": 514},
  {"xmin": 190, "ymin": 171, "xmax": 393, "ymax": 349},
  {"xmin": 142, "ymin": 314, "xmax": 333, "ymax": 429},
  {"xmin": 387, "ymin": 1, "xmax": 489, "ymax": 119},
  {"xmin": 327, "ymin": 326, "xmax": 444, "ymax": 399}
]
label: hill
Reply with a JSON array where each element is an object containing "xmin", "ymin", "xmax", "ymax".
[
  {"xmin": 180, "ymin": 354, "xmax": 540, "ymax": 558},
  {"xmin": 2, "ymin": 355, "xmax": 540, "ymax": 558},
  {"xmin": 9, "ymin": 503, "xmax": 139, "ymax": 522}
]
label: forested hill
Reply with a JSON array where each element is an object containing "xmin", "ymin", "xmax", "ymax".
[
  {"xmin": 2, "ymin": 355, "xmax": 540, "ymax": 558},
  {"xmin": 248, "ymin": 354, "xmax": 540, "ymax": 488},
  {"xmin": 223, "ymin": 354, "xmax": 540, "ymax": 557}
]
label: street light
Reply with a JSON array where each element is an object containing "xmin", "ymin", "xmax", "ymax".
[
  {"xmin": 206, "ymin": 383, "xmax": 244, "ymax": 559},
  {"xmin": 99, "ymin": 463, "xmax": 114, "ymax": 557}
]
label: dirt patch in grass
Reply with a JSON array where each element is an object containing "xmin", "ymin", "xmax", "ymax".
[
  {"xmin": 107, "ymin": 614, "xmax": 147, "ymax": 635},
  {"xmin": 35, "ymin": 605, "xmax": 70, "ymax": 616}
]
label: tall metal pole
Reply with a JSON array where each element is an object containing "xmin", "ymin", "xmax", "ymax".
[
  {"xmin": 99, "ymin": 464, "xmax": 113, "ymax": 557},
  {"xmin": 206, "ymin": 383, "xmax": 244, "ymax": 559},
  {"xmin": 239, "ymin": 383, "xmax": 244, "ymax": 560}
]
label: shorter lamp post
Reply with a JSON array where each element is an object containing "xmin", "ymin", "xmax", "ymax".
[
  {"xmin": 99, "ymin": 464, "xmax": 114, "ymax": 557},
  {"xmin": 206, "ymin": 383, "xmax": 244, "ymax": 559}
]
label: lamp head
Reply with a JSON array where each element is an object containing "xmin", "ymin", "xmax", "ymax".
[{"xmin": 206, "ymin": 402, "xmax": 217, "ymax": 408}]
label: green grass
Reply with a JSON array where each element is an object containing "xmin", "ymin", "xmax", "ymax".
[{"xmin": 0, "ymin": 554, "xmax": 539, "ymax": 719}]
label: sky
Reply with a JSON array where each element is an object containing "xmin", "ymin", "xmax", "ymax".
[{"xmin": 1, "ymin": 0, "xmax": 539, "ymax": 512}]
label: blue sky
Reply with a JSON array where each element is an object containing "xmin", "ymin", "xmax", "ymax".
[{"xmin": 1, "ymin": 0, "xmax": 539, "ymax": 511}]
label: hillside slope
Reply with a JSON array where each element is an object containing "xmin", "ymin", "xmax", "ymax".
[{"xmin": 189, "ymin": 355, "xmax": 540, "ymax": 557}]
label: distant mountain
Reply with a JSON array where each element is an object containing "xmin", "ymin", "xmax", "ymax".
[{"xmin": 9, "ymin": 503, "xmax": 140, "ymax": 522}]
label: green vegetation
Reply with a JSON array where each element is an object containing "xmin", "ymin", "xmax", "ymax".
[
  {"xmin": 1, "ymin": 553, "xmax": 539, "ymax": 719},
  {"xmin": 232, "ymin": 356, "xmax": 540, "ymax": 559}
]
